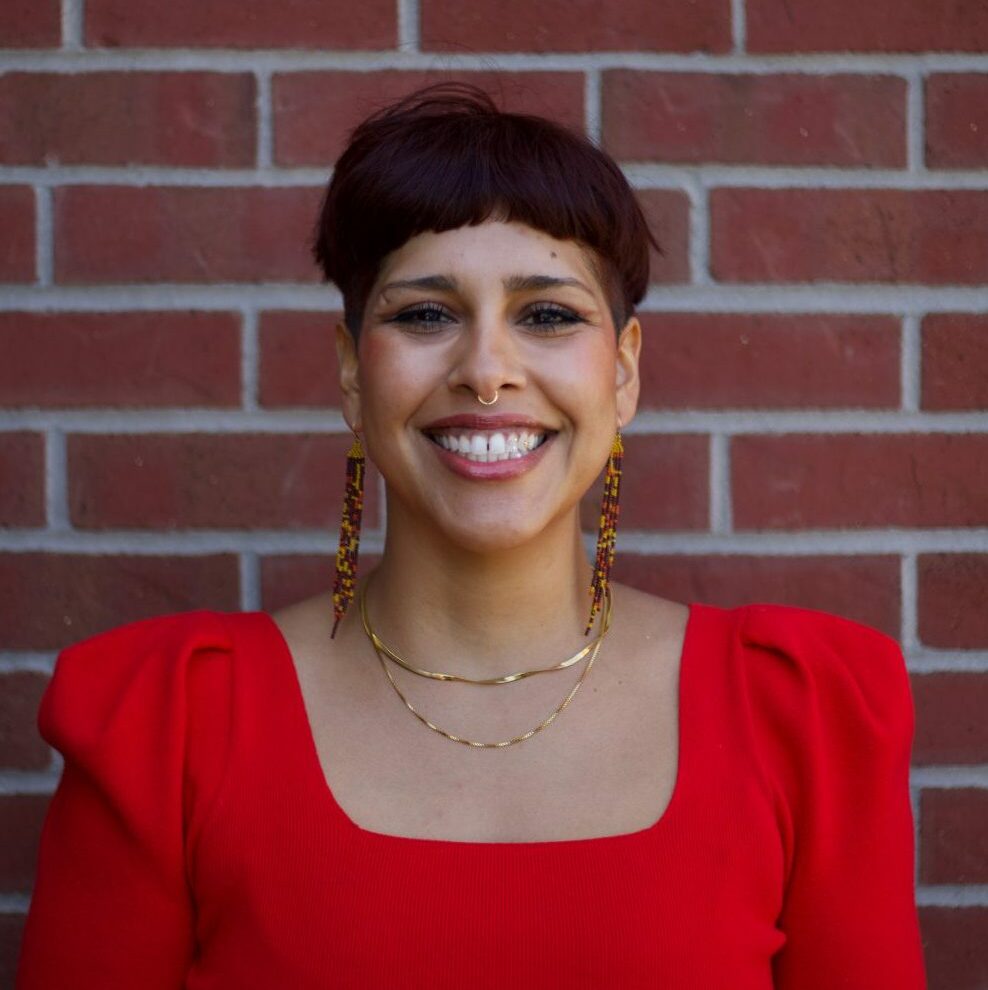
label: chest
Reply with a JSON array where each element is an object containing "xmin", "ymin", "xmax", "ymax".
[{"xmin": 296, "ymin": 634, "xmax": 683, "ymax": 843}]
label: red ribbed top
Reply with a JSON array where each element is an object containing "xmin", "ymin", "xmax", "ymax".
[{"xmin": 17, "ymin": 602, "xmax": 926, "ymax": 988}]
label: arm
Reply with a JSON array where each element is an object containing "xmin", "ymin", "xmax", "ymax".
[
  {"xmin": 15, "ymin": 615, "xmax": 223, "ymax": 989},
  {"xmin": 763, "ymin": 614, "xmax": 927, "ymax": 987}
]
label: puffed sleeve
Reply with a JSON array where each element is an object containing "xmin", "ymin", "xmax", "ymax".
[
  {"xmin": 740, "ymin": 604, "xmax": 926, "ymax": 988},
  {"xmin": 16, "ymin": 611, "xmax": 234, "ymax": 990}
]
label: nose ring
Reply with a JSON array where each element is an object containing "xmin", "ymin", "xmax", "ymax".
[{"xmin": 476, "ymin": 390, "xmax": 499, "ymax": 406}]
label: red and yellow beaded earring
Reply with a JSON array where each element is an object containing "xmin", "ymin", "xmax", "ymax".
[
  {"xmin": 330, "ymin": 432, "xmax": 365, "ymax": 638},
  {"xmin": 586, "ymin": 429, "xmax": 623, "ymax": 635}
]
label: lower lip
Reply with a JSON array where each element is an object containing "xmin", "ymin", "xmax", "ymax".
[{"xmin": 424, "ymin": 434, "xmax": 555, "ymax": 480}]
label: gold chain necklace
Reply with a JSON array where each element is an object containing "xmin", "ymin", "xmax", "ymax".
[
  {"xmin": 358, "ymin": 582, "xmax": 613, "ymax": 748},
  {"xmin": 357, "ymin": 581, "xmax": 613, "ymax": 685}
]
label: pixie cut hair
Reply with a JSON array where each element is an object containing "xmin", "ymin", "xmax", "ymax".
[{"xmin": 313, "ymin": 83, "xmax": 657, "ymax": 337}]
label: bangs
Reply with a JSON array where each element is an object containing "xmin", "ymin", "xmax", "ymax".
[{"xmin": 313, "ymin": 84, "xmax": 656, "ymax": 334}]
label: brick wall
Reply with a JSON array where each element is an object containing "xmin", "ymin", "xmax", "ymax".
[{"xmin": 2, "ymin": 0, "xmax": 987, "ymax": 985}]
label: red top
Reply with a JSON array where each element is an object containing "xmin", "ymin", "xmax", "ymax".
[{"xmin": 18, "ymin": 601, "xmax": 926, "ymax": 989}]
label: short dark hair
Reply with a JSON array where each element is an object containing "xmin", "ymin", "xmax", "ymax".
[{"xmin": 312, "ymin": 82, "xmax": 658, "ymax": 336}]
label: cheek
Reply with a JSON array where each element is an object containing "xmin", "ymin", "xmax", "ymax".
[{"xmin": 358, "ymin": 335, "xmax": 438, "ymax": 414}]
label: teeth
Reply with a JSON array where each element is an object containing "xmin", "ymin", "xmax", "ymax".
[{"xmin": 430, "ymin": 430, "xmax": 547, "ymax": 462}]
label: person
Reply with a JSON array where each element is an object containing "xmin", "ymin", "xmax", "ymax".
[{"xmin": 17, "ymin": 84, "xmax": 926, "ymax": 988}]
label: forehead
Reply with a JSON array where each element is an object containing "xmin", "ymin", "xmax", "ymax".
[{"xmin": 373, "ymin": 220, "xmax": 604, "ymax": 292}]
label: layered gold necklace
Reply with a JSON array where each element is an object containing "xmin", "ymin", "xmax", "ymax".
[{"xmin": 357, "ymin": 580, "xmax": 613, "ymax": 748}]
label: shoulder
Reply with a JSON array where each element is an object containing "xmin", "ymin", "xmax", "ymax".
[
  {"xmin": 724, "ymin": 602, "xmax": 914, "ymax": 801},
  {"xmin": 732, "ymin": 601, "xmax": 911, "ymax": 716},
  {"xmin": 40, "ymin": 610, "xmax": 259, "ymax": 754}
]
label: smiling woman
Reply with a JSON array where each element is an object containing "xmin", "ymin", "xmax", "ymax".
[{"xmin": 17, "ymin": 85, "xmax": 926, "ymax": 989}]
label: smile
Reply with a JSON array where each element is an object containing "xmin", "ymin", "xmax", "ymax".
[{"xmin": 423, "ymin": 429, "xmax": 550, "ymax": 463}]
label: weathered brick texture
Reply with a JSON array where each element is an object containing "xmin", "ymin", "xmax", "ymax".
[
  {"xmin": 612, "ymin": 554, "xmax": 901, "ymax": 636},
  {"xmin": 732, "ymin": 434, "xmax": 988, "ymax": 529},
  {"xmin": 420, "ymin": 0, "xmax": 731, "ymax": 53},
  {"xmin": 0, "ymin": 672, "xmax": 50, "ymax": 771},
  {"xmin": 0, "ymin": 554, "xmax": 240, "ymax": 650},
  {"xmin": 602, "ymin": 72, "xmax": 906, "ymax": 166},
  {"xmin": 925, "ymin": 74, "xmax": 988, "ymax": 168},
  {"xmin": 711, "ymin": 189, "xmax": 988, "ymax": 283},
  {"xmin": 912, "ymin": 673, "xmax": 988, "ymax": 765},
  {"xmin": 0, "ymin": 1, "xmax": 60, "ymax": 47},
  {"xmin": 0, "ymin": 73, "xmax": 256, "ymax": 167},
  {"xmin": 917, "ymin": 554, "xmax": 988, "ymax": 648},
  {"xmin": 0, "ymin": 312, "xmax": 241, "ymax": 408},
  {"xmin": 0, "ymin": 432, "xmax": 44, "ymax": 527},
  {"xmin": 919, "ymin": 907, "xmax": 988, "ymax": 990},
  {"xmin": 68, "ymin": 433, "xmax": 382, "ymax": 530},
  {"xmin": 259, "ymin": 311, "xmax": 342, "ymax": 409},
  {"xmin": 921, "ymin": 313, "xmax": 988, "ymax": 410},
  {"xmin": 85, "ymin": 0, "xmax": 397, "ymax": 49},
  {"xmin": 274, "ymin": 71, "xmax": 585, "ymax": 166},
  {"xmin": 578, "ymin": 434, "xmax": 710, "ymax": 531},
  {"xmin": 637, "ymin": 314, "xmax": 900, "ymax": 409},
  {"xmin": 920, "ymin": 789, "xmax": 988, "ymax": 884},
  {"xmin": 747, "ymin": 0, "xmax": 988, "ymax": 52},
  {"xmin": 0, "ymin": 187, "xmax": 35, "ymax": 283},
  {"xmin": 55, "ymin": 186, "xmax": 323, "ymax": 283},
  {"xmin": 0, "ymin": 795, "xmax": 48, "ymax": 892}
]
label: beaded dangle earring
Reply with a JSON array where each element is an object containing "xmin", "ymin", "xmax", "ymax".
[
  {"xmin": 586, "ymin": 429, "xmax": 623, "ymax": 635},
  {"xmin": 330, "ymin": 432, "xmax": 366, "ymax": 638}
]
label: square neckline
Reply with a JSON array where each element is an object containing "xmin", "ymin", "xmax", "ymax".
[{"xmin": 255, "ymin": 601, "xmax": 700, "ymax": 849}]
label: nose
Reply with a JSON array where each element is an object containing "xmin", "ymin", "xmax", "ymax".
[{"xmin": 446, "ymin": 310, "xmax": 526, "ymax": 402}]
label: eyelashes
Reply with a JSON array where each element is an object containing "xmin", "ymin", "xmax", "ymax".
[{"xmin": 388, "ymin": 302, "xmax": 583, "ymax": 333}]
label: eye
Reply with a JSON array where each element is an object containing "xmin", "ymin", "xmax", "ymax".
[
  {"xmin": 522, "ymin": 303, "xmax": 582, "ymax": 332},
  {"xmin": 388, "ymin": 303, "xmax": 454, "ymax": 331}
]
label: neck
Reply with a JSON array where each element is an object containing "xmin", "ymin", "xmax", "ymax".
[{"xmin": 355, "ymin": 502, "xmax": 597, "ymax": 679}]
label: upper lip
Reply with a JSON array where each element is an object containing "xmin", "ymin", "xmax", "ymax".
[{"xmin": 421, "ymin": 414, "xmax": 555, "ymax": 432}]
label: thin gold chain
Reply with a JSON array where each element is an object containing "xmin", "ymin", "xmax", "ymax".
[
  {"xmin": 357, "ymin": 581, "xmax": 612, "ymax": 685},
  {"xmin": 372, "ymin": 631, "xmax": 605, "ymax": 749},
  {"xmin": 358, "ymin": 580, "xmax": 613, "ymax": 748}
]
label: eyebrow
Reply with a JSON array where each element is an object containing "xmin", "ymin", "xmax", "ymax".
[{"xmin": 379, "ymin": 274, "xmax": 596, "ymax": 297}]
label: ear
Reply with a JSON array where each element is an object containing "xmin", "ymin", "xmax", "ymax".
[
  {"xmin": 614, "ymin": 315, "xmax": 641, "ymax": 429},
  {"xmin": 334, "ymin": 321, "xmax": 363, "ymax": 433}
]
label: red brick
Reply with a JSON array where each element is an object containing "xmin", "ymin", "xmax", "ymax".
[
  {"xmin": 912, "ymin": 673, "xmax": 988, "ymax": 765},
  {"xmin": 0, "ymin": 914, "xmax": 27, "ymax": 990},
  {"xmin": 0, "ymin": 672, "xmax": 49, "ymax": 771},
  {"xmin": 610, "ymin": 553, "xmax": 900, "ymax": 637},
  {"xmin": 747, "ymin": 0, "xmax": 988, "ymax": 52},
  {"xmin": 85, "ymin": 0, "xmax": 396, "ymax": 49},
  {"xmin": 919, "ymin": 907, "xmax": 988, "ymax": 990},
  {"xmin": 0, "ymin": 1, "xmax": 59, "ymax": 47},
  {"xmin": 579, "ymin": 434, "xmax": 709, "ymax": 532},
  {"xmin": 710, "ymin": 188, "xmax": 988, "ymax": 284},
  {"xmin": 0, "ymin": 312, "xmax": 241, "ymax": 408},
  {"xmin": 926, "ymin": 75, "xmax": 988, "ymax": 168},
  {"xmin": 0, "ymin": 433, "xmax": 44, "ymax": 527},
  {"xmin": 0, "ymin": 73, "xmax": 255, "ymax": 167},
  {"xmin": 638, "ymin": 190, "xmax": 690, "ymax": 284},
  {"xmin": 920, "ymin": 788, "xmax": 988, "ymax": 884},
  {"xmin": 274, "ymin": 71, "xmax": 585, "ymax": 166},
  {"xmin": 261, "ymin": 553, "xmax": 382, "ymax": 613},
  {"xmin": 733, "ymin": 434, "xmax": 988, "ymax": 530},
  {"xmin": 421, "ymin": 0, "xmax": 730, "ymax": 53},
  {"xmin": 0, "ymin": 553, "xmax": 239, "ymax": 650},
  {"xmin": 637, "ymin": 313, "xmax": 900, "ymax": 409},
  {"xmin": 922, "ymin": 314, "xmax": 988, "ymax": 411},
  {"xmin": 259, "ymin": 311, "xmax": 341, "ymax": 408},
  {"xmin": 602, "ymin": 72, "xmax": 905, "ymax": 167},
  {"xmin": 68, "ymin": 433, "xmax": 381, "ymax": 531},
  {"xmin": 0, "ymin": 187, "xmax": 34, "ymax": 283},
  {"xmin": 918, "ymin": 554, "xmax": 988, "ymax": 648},
  {"xmin": 0, "ymin": 794, "xmax": 49, "ymax": 892},
  {"xmin": 55, "ymin": 186, "xmax": 322, "ymax": 284}
]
